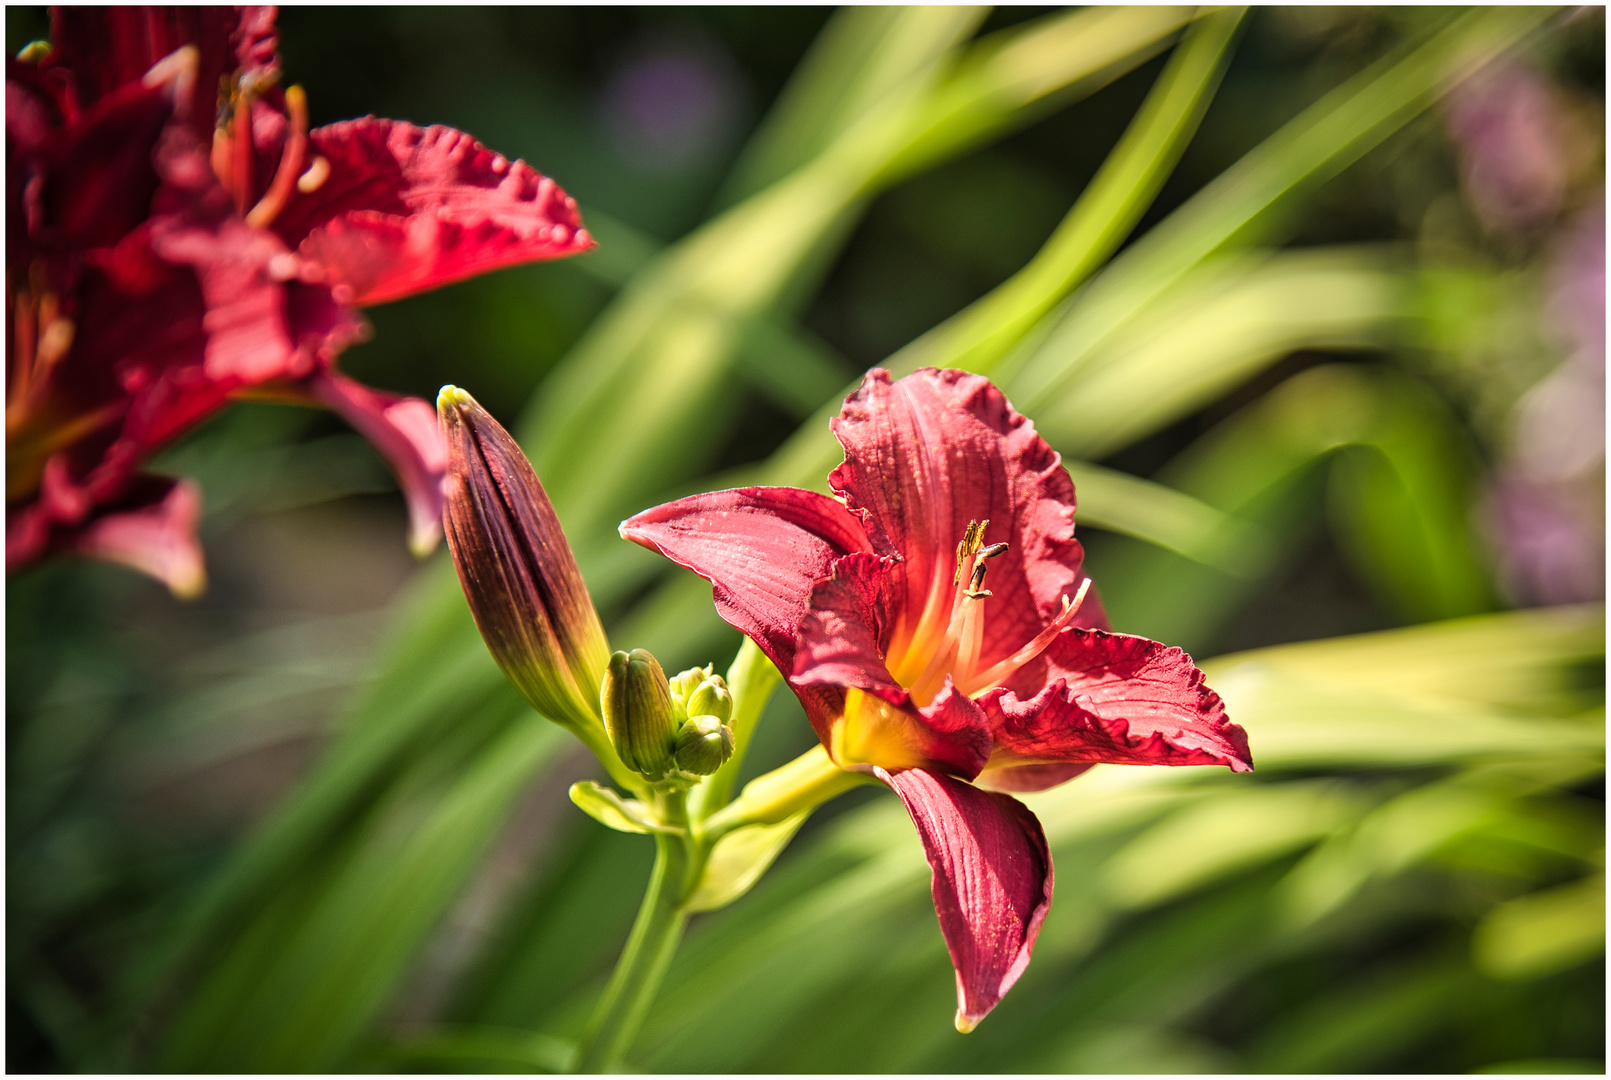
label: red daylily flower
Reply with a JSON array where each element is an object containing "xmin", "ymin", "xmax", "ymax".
[
  {"xmin": 622, "ymin": 367, "xmax": 1252, "ymax": 1030},
  {"xmin": 7, "ymin": 6, "xmax": 591, "ymax": 593}
]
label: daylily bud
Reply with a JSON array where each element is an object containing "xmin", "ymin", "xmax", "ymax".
[
  {"xmin": 674, "ymin": 714, "xmax": 735, "ymax": 776},
  {"xmin": 601, "ymin": 649, "xmax": 678, "ymax": 780},
  {"xmin": 438, "ymin": 386, "xmax": 610, "ymax": 733},
  {"xmin": 685, "ymin": 677, "xmax": 733, "ymax": 725},
  {"xmin": 667, "ymin": 665, "xmax": 714, "ymax": 717}
]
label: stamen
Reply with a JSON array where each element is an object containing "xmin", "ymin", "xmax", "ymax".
[
  {"xmin": 12, "ymin": 284, "xmax": 37, "ymax": 404},
  {"xmin": 908, "ymin": 522, "xmax": 994, "ymax": 702},
  {"xmin": 956, "ymin": 542, "xmax": 1006, "ymax": 680},
  {"xmin": 963, "ymin": 577, "xmax": 1092, "ymax": 694},
  {"xmin": 231, "ymin": 84, "xmax": 253, "ymax": 213},
  {"xmin": 297, "ymin": 155, "xmax": 330, "ymax": 194},
  {"xmin": 211, "ymin": 125, "xmax": 235, "ymax": 195},
  {"xmin": 246, "ymin": 85, "xmax": 309, "ymax": 228},
  {"xmin": 35, "ymin": 314, "xmax": 74, "ymax": 373}
]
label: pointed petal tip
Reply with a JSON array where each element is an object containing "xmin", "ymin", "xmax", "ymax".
[
  {"xmin": 407, "ymin": 520, "xmax": 443, "ymax": 559},
  {"xmin": 954, "ymin": 1008, "xmax": 981, "ymax": 1034}
]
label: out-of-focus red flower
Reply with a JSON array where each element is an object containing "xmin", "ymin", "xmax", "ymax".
[
  {"xmin": 623, "ymin": 368, "xmax": 1251, "ymax": 1030},
  {"xmin": 7, "ymin": 6, "xmax": 592, "ymax": 594}
]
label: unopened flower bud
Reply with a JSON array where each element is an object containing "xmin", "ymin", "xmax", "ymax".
[
  {"xmin": 438, "ymin": 386, "xmax": 610, "ymax": 733},
  {"xmin": 601, "ymin": 649, "xmax": 677, "ymax": 780},
  {"xmin": 685, "ymin": 677, "xmax": 732, "ymax": 724},
  {"xmin": 674, "ymin": 714, "xmax": 735, "ymax": 776},
  {"xmin": 667, "ymin": 665, "xmax": 713, "ymax": 716}
]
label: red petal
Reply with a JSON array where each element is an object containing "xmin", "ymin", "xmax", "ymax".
[
  {"xmin": 620, "ymin": 487, "xmax": 873, "ymax": 680},
  {"xmin": 25, "ymin": 79, "xmax": 173, "ymax": 251},
  {"xmin": 981, "ymin": 629, "xmax": 1253, "ymax": 775},
  {"xmin": 876, "ymin": 767, "xmax": 1053, "ymax": 1032},
  {"xmin": 70, "ymin": 475, "xmax": 206, "ymax": 597},
  {"xmin": 975, "ymin": 763, "xmax": 1094, "ymax": 793},
  {"xmin": 829, "ymin": 368, "xmax": 1096, "ymax": 676},
  {"xmin": 305, "ymin": 371, "xmax": 448, "ymax": 556},
  {"xmin": 273, "ymin": 119, "xmax": 594, "ymax": 305},
  {"xmin": 792, "ymin": 551, "xmax": 902, "ymax": 698},
  {"xmin": 8, "ymin": 470, "xmax": 206, "ymax": 597},
  {"xmin": 144, "ymin": 186, "xmax": 365, "ymax": 398}
]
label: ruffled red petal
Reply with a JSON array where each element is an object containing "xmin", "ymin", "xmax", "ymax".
[
  {"xmin": 273, "ymin": 119, "xmax": 593, "ymax": 305},
  {"xmin": 981, "ymin": 628, "xmax": 1252, "ymax": 773},
  {"xmin": 828, "ymin": 368, "xmax": 1097, "ymax": 675}
]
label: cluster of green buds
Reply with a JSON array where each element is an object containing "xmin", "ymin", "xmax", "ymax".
[{"xmin": 601, "ymin": 650, "xmax": 735, "ymax": 788}]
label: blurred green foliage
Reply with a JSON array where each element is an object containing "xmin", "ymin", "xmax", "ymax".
[{"xmin": 6, "ymin": 6, "xmax": 1603, "ymax": 1073}]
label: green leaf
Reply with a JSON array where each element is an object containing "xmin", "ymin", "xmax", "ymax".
[
  {"xmin": 1006, "ymin": 6, "xmax": 1555, "ymax": 410},
  {"xmin": 1101, "ymin": 782, "xmax": 1368, "ymax": 909},
  {"xmin": 1065, "ymin": 460, "xmax": 1273, "ymax": 576},
  {"xmin": 1035, "ymin": 246, "xmax": 1415, "ymax": 459},
  {"xmin": 717, "ymin": 6, "xmax": 990, "ymax": 206},
  {"xmin": 569, "ymin": 781, "xmax": 681, "ymax": 836},
  {"xmin": 1472, "ymin": 873, "xmax": 1607, "ymax": 980},
  {"xmin": 160, "ymin": 713, "xmax": 567, "ymax": 1071},
  {"xmin": 889, "ymin": 6, "xmax": 1245, "ymax": 377},
  {"xmin": 686, "ymin": 811, "xmax": 812, "ymax": 914},
  {"xmin": 1095, "ymin": 364, "xmax": 1496, "ymax": 650}
]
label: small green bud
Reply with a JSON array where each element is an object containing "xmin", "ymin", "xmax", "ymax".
[
  {"xmin": 674, "ymin": 714, "xmax": 735, "ymax": 776},
  {"xmin": 684, "ymin": 678, "xmax": 732, "ymax": 724},
  {"xmin": 600, "ymin": 649, "xmax": 677, "ymax": 780},
  {"xmin": 667, "ymin": 665, "xmax": 713, "ymax": 717}
]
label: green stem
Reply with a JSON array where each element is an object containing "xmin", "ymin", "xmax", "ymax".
[{"xmin": 572, "ymin": 809, "xmax": 693, "ymax": 1072}]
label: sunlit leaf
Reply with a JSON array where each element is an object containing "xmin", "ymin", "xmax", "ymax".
[{"xmin": 686, "ymin": 811, "xmax": 811, "ymax": 913}]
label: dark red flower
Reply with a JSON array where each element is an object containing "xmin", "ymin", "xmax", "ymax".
[
  {"xmin": 7, "ymin": 6, "xmax": 591, "ymax": 592},
  {"xmin": 622, "ymin": 367, "xmax": 1252, "ymax": 1030}
]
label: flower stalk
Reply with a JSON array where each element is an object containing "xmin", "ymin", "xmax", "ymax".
[{"xmin": 572, "ymin": 798, "xmax": 692, "ymax": 1074}]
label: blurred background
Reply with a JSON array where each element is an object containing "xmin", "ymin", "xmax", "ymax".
[{"xmin": 6, "ymin": 6, "xmax": 1604, "ymax": 1073}]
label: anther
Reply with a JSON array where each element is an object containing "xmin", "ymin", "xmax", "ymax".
[
  {"xmin": 953, "ymin": 519, "xmax": 989, "ymax": 584},
  {"xmin": 297, "ymin": 155, "xmax": 330, "ymax": 194},
  {"xmin": 966, "ymin": 560, "xmax": 991, "ymax": 599}
]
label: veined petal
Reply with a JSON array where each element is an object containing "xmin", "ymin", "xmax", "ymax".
[
  {"xmin": 275, "ymin": 120, "xmax": 594, "ymax": 305},
  {"xmin": 620, "ymin": 487, "xmax": 873, "ymax": 679},
  {"xmin": 304, "ymin": 371, "xmax": 448, "ymax": 556},
  {"xmin": 981, "ymin": 629, "xmax": 1252, "ymax": 775},
  {"xmin": 875, "ymin": 767, "xmax": 1053, "ymax": 1033},
  {"xmin": 829, "ymin": 368, "xmax": 1094, "ymax": 678}
]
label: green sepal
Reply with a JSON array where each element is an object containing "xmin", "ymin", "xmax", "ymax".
[
  {"xmin": 569, "ymin": 781, "xmax": 684, "ymax": 836},
  {"xmin": 686, "ymin": 810, "xmax": 811, "ymax": 913}
]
